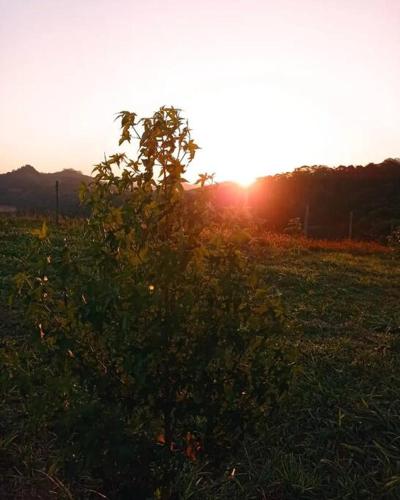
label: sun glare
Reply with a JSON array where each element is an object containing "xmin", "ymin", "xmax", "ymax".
[
  {"xmin": 237, "ymin": 179, "xmax": 255, "ymax": 188},
  {"xmin": 231, "ymin": 172, "xmax": 256, "ymax": 188}
]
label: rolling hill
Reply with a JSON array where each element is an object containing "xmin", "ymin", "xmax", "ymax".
[{"xmin": 0, "ymin": 165, "xmax": 91, "ymax": 215}]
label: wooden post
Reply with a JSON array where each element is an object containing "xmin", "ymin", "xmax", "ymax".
[
  {"xmin": 55, "ymin": 180, "xmax": 59, "ymax": 225},
  {"xmin": 348, "ymin": 210, "xmax": 353, "ymax": 240},
  {"xmin": 303, "ymin": 204, "xmax": 310, "ymax": 237}
]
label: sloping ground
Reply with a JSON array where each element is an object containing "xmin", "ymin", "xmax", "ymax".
[{"xmin": 238, "ymin": 240, "xmax": 400, "ymax": 498}]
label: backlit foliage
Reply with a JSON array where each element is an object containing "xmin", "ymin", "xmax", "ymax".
[{"xmin": 14, "ymin": 107, "xmax": 293, "ymax": 497}]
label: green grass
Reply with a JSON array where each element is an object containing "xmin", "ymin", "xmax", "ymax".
[
  {"xmin": 1, "ymin": 218, "xmax": 400, "ymax": 499},
  {"xmin": 258, "ymin": 245, "xmax": 400, "ymax": 499}
]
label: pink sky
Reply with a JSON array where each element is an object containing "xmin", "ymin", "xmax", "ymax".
[{"xmin": 1, "ymin": 0, "xmax": 399, "ymax": 184}]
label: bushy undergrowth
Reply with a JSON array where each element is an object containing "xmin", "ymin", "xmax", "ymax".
[
  {"xmin": 255, "ymin": 232, "xmax": 392, "ymax": 255},
  {"xmin": 388, "ymin": 226, "xmax": 400, "ymax": 251}
]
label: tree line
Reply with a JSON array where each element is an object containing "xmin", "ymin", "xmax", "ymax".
[{"xmin": 214, "ymin": 158, "xmax": 400, "ymax": 241}]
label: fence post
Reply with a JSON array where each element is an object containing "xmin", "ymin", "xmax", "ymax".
[
  {"xmin": 303, "ymin": 204, "xmax": 310, "ymax": 237},
  {"xmin": 55, "ymin": 180, "xmax": 59, "ymax": 225},
  {"xmin": 348, "ymin": 210, "xmax": 353, "ymax": 240}
]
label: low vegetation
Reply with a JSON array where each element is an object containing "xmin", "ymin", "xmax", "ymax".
[{"xmin": 1, "ymin": 217, "xmax": 400, "ymax": 499}]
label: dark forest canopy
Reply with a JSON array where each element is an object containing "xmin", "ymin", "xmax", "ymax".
[
  {"xmin": 250, "ymin": 158, "xmax": 400, "ymax": 240},
  {"xmin": 1, "ymin": 159, "xmax": 399, "ymax": 240}
]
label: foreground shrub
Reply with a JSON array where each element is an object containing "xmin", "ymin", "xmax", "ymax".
[
  {"xmin": 14, "ymin": 107, "xmax": 293, "ymax": 498},
  {"xmin": 388, "ymin": 226, "xmax": 400, "ymax": 251}
]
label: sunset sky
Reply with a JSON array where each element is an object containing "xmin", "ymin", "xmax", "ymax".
[{"xmin": 1, "ymin": 0, "xmax": 399, "ymax": 184}]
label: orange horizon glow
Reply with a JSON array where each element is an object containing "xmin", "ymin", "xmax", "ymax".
[{"xmin": 1, "ymin": 0, "xmax": 399, "ymax": 185}]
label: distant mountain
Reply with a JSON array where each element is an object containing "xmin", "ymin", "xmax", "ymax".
[
  {"xmin": 0, "ymin": 166, "xmax": 199, "ymax": 216},
  {"xmin": 0, "ymin": 165, "xmax": 91, "ymax": 215}
]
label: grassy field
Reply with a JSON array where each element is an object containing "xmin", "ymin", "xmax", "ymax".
[{"xmin": 1, "ymin": 218, "xmax": 400, "ymax": 499}]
